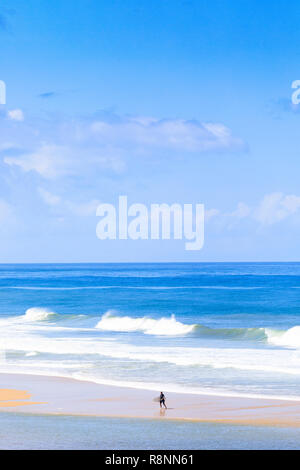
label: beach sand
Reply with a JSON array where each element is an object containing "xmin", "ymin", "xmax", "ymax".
[{"xmin": 0, "ymin": 373, "xmax": 300, "ymax": 427}]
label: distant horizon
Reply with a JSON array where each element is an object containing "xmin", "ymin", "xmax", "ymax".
[{"xmin": 0, "ymin": 260, "xmax": 299, "ymax": 265}]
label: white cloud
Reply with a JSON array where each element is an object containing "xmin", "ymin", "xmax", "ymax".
[
  {"xmin": 4, "ymin": 144, "xmax": 71, "ymax": 179},
  {"xmin": 206, "ymin": 193, "xmax": 300, "ymax": 228},
  {"xmin": 4, "ymin": 142, "xmax": 125, "ymax": 179},
  {"xmin": 205, "ymin": 208, "xmax": 220, "ymax": 220},
  {"xmin": 38, "ymin": 187, "xmax": 61, "ymax": 206},
  {"xmin": 38, "ymin": 187, "xmax": 99, "ymax": 217},
  {"xmin": 2, "ymin": 113, "xmax": 244, "ymax": 179},
  {"xmin": 66, "ymin": 199, "xmax": 100, "ymax": 216},
  {"xmin": 90, "ymin": 116, "xmax": 244, "ymax": 153},
  {"xmin": 254, "ymin": 192, "xmax": 300, "ymax": 225},
  {"xmin": 7, "ymin": 109, "xmax": 24, "ymax": 122},
  {"xmin": 228, "ymin": 202, "xmax": 251, "ymax": 219}
]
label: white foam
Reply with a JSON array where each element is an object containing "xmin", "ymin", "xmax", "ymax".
[
  {"xmin": 1, "ymin": 364, "xmax": 300, "ymax": 402},
  {"xmin": 25, "ymin": 351, "xmax": 38, "ymax": 357},
  {"xmin": 266, "ymin": 326, "xmax": 300, "ymax": 348},
  {"xmin": 95, "ymin": 311, "xmax": 195, "ymax": 336},
  {"xmin": 72, "ymin": 374, "xmax": 300, "ymax": 402},
  {"xmin": 22, "ymin": 307, "xmax": 56, "ymax": 322},
  {"xmin": 2, "ymin": 308, "xmax": 300, "ymax": 402}
]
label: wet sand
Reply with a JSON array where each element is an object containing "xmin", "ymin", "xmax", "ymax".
[{"xmin": 0, "ymin": 373, "xmax": 300, "ymax": 427}]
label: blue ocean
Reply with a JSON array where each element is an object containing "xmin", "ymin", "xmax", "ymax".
[{"xmin": 1, "ymin": 262, "xmax": 300, "ymax": 400}]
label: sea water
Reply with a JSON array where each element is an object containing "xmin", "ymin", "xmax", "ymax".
[
  {"xmin": 0, "ymin": 262, "xmax": 300, "ymax": 400},
  {"xmin": 0, "ymin": 413, "xmax": 299, "ymax": 450}
]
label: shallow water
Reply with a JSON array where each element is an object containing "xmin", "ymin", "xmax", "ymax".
[{"xmin": 0, "ymin": 412, "xmax": 299, "ymax": 450}]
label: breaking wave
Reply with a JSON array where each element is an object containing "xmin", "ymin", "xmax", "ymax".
[
  {"xmin": 22, "ymin": 307, "xmax": 57, "ymax": 322},
  {"xmin": 94, "ymin": 311, "xmax": 266, "ymax": 341},
  {"xmin": 266, "ymin": 326, "xmax": 300, "ymax": 349},
  {"xmin": 94, "ymin": 312, "xmax": 300, "ymax": 347},
  {"xmin": 3, "ymin": 308, "xmax": 300, "ymax": 349},
  {"xmin": 95, "ymin": 312, "xmax": 195, "ymax": 336}
]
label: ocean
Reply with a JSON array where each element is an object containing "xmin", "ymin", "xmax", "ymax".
[{"xmin": 0, "ymin": 262, "xmax": 300, "ymax": 400}]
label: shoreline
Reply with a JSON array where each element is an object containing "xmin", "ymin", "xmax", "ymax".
[{"xmin": 1, "ymin": 372, "xmax": 300, "ymax": 427}]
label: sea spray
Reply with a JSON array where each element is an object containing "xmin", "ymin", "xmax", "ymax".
[
  {"xmin": 95, "ymin": 311, "xmax": 195, "ymax": 335},
  {"xmin": 23, "ymin": 307, "xmax": 57, "ymax": 322}
]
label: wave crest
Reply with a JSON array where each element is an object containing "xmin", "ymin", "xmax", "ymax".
[
  {"xmin": 94, "ymin": 312, "xmax": 300, "ymax": 346},
  {"xmin": 23, "ymin": 307, "xmax": 57, "ymax": 322},
  {"xmin": 95, "ymin": 312, "xmax": 195, "ymax": 336},
  {"xmin": 14, "ymin": 308, "xmax": 300, "ymax": 350},
  {"xmin": 266, "ymin": 326, "xmax": 300, "ymax": 348}
]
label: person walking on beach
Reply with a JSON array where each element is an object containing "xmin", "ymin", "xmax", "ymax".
[{"xmin": 160, "ymin": 391, "xmax": 167, "ymax": 409}]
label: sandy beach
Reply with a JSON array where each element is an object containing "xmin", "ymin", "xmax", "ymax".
[{"xmin": 0, "ymin": 373, "xmax": 300, "ymax": 427}]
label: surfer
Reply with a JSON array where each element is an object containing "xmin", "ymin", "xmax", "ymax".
[{"xmin": 160, "ymin": 391, "xmax": 167, "ymax": 409}]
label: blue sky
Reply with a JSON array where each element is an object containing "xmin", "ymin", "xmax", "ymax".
[{"xmin": 0, "ymin": 0, "xmax": 300, "ymax": 262}]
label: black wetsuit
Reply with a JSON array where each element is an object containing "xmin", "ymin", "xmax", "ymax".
[{"xmin": 160, "ymin": 393, "xmax": 166, "ymax": 408}]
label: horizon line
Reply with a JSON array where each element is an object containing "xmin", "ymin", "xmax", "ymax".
[{"xmin": 0, "ymin": 261, "xmax": 299, "ymax": 265}]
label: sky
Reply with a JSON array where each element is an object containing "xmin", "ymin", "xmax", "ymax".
[{"xmin": 0, "ymin": 0, "xmax": 300, "ymax": 262}]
